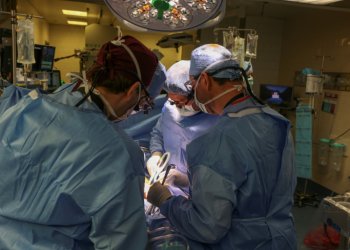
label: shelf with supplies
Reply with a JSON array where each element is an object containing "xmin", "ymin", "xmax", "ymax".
[{"xmin": 294, "ymin": 71, "xmax": 350, "ymax": 92}]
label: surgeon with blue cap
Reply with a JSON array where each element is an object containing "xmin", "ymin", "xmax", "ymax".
[
  {"xmin": 147, "ymin": 44, "xmax": 297, "ymax": 249},
  {"xmin": 147, "ymin": 60, "xmax": 218, "ymax": 196}
]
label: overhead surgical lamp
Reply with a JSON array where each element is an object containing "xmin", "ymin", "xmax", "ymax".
[
  {"xmin": 104, "ymin": 0, "xmax": 226, "ymax": 32},
  {"xmin": 284, "ymin": 0, "xmax": 342, "ymax": 4}
]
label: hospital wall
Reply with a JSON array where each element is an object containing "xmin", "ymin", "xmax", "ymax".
[
  {"xmin": 279, "ymin": 10, "xmax": 350, "ymax": 86},
  {"xmin": 313, "ymin": 89, "xmax": 350, "ymax": 194},
  {"xmin": 292, "ymin": 87, "xmax": 350, "ymax": 194},
  {"xmin": 224, "ymin": 8, "xmax": 350, "ymax": 193},
  {"xmin": 49, "ymin": 24, "xmax": 85, "ymax": 83},
  {"xmin": 0, "ymin": 18, "xmax": 10, "ymax": 29},
  {"xmin": 278, "ymin": 10, "xmax": 350, "ymax": 194},
  {"xmin": 48, "ymin": 23, "xmax": 189, "ymax": 82},
  {"xmin": 11, "ymin": 0, "xmax": 194, "ymax": 83},
  {"xmin": 245, "ymin": 16, "xmax": 284, "ymax": 94},
  {"xmin": 17, "ymin": 0, "xmax": 49, "ymax": 45},
  {"xmin": 123, "ymin": 30, "xmax": 182, "ymax": 69},
  {"xmin": 0, "ymin": 0, "xmax": 49, "ymax": 51}
]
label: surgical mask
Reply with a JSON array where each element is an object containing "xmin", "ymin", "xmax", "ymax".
[
  {"xmin": 194, "ymin": 82, "xmax": 242, "ymax": 113},
  {"xmin": 113, "ymin": 105, "xmax": 135, "ymax": 122},
  {"xmin": 176, "ymin": 105, "xmax": 199, "ymax": 117},
  {"xmin": 193, "ymin": 59, "xmax": 243, "ymax": 113}
]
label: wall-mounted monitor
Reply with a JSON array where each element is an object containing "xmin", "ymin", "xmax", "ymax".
[
  {"xmin": 260, "ymin": 84, "xmax": 293, "ymax": 107},
  {"xmin": 50, "ymin": 70, "xmax": 61, "ymax": 88},
  {"xmin": 32, "ymin": 44, "xmax": 55, "ymax": 72}
]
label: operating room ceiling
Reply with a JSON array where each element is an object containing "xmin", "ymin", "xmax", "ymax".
[
  {"xmin": 21, "ymin": 0, "xmax": 114, "ymax": 26},
  {"xmin": 20, "ymin": 0, "xmax": 350, "ymax": 28}
]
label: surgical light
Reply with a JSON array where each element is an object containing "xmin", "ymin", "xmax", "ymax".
[
  {"xmin": 104, "ymin": 0, "xmax": 226, "ymax": 32},
  {"xmin": 283, "ymin": 0, "xmax": 343, "ymax": 4},
  {"xmin": 62, "ymin": 10, "xmax": 88, "ymax": 17}
]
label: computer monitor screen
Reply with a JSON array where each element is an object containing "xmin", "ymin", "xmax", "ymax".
[
  {"xmin": 31, "ymin": 46, "xmax": 42, "ymax": 71},
  {"xmin": 260, "ymin": 84, "xmax": 293, "ymax": 107},
  {"xmin": 40, "ymin": 46, "xmax": 55, "ymax": 71},
  {"xmin": 32, "ymin": 45, "xmax": 55, "ymax": 71},
  {"xmin": 51, "ymin": 70, "xmax": 61, "ymax": 88}
]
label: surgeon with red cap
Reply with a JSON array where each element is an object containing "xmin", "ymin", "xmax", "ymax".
[
  {"xmin": 0, "ymin": 36, "xmax": 159, "ymax": 249},
  {"xmin": 117, "ymin": 60, "xmax": 167, "ymax": 150}
]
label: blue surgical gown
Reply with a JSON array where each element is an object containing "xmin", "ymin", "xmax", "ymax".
[
  {"xmin": 150, "ymin": 101, "xmax": 219, "ymax": 194},
  {"xmin": 0, "ymin": 84, "xmax": 30, "ymax": 114},
  {"xmin": 160, "ymin": 98, "xmax": 297, "ymax": 249},
  {"xmin": 0, "ymin": 86, "xmax": 148, "ymax": 249}
]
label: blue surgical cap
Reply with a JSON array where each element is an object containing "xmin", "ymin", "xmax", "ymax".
[
  {"xmin": 190, "ymin": 44, "xmax": 241, "ymax": 80},
  {"xmin": 147, "ymin": 62, "xmax": 166, "ymax": 99},
  {"xmin": 164, "ymin": 60, "xmax": 191, "ymax": 96}
]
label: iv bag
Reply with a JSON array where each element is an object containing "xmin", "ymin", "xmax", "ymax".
[
  {"xmin": 223, "ymin": 31, "xmax": 235, "ymax": 52},
  {"xmin": 232, "ymin": 36, "xmax": 245, "ymax": 67},
  {"xmin": 17, "ymin": 18, "xmax": 35, "ymax": 64},
  {"xmin": 246, "ymin": 33, "xmax": 258, "ymax": 59}
]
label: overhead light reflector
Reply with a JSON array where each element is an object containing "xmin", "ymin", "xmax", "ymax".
[
  {"xmin": 104, "ymin": 0, "xmax": 226, "ymax": 32},
  {"xmin": 284, "ymin": 0, "xmax": 342, "ymax": 4},
  {"xmin": 67, "ymin": 20, "xmax": 88, "ymax": 26},
  {"xmin": 62, "ymin": 9, "xmax": 88, "ymax": 17}
]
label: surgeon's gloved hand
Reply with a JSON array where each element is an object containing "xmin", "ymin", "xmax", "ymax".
[
  {"xmin": 158, "ymin": 169, "xmax": 190, "ymax": 188},
  {"xmin": 147, "ymin": 182, "xmax": 172, "ymax": 207},
  {"xmin": 146, "ymin": 152, "xmax": 162, "ymax": 176}
]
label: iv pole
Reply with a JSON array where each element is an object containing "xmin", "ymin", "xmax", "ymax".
[
  {"xmin": 0, "ymin": 10, "xmax": 43, "ymax": 85},
  {"xmin": 213, "ymin": 27, "xmax": 257, "ymax": 43}
]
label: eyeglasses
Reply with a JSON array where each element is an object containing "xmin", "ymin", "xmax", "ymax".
[
  {"xmin": 182, "ymin": 80, "xmax": 194, "ymax": 102},
  {"xmin": 168, "ymin": 97, "xmax": 191, "ymax": 107},
  {"xmin": 134, "ymin": 82, "xmax": 154, "ymax": 113},
  {"xmin": 168, "ymin": 99, "xmax": 180, "ymax": 106},
  {"xmin": 183, "ymin": 80, "xmax": 192, "ymax": 91}
]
